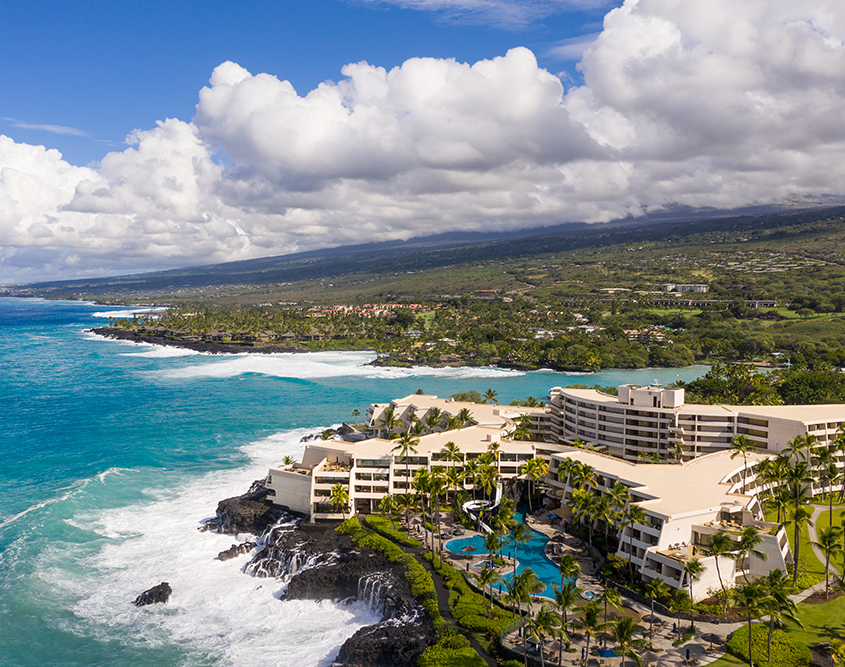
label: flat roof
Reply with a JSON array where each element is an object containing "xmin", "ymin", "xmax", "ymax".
[
  {"xmin": 306, "ymin": 426, "xmax": 537, "ymax": 459},
  {"xmin": 371, "ymin": 394, "xmax": 545, "ymax": 427},
  {"xmin": 550, "ymin": 448, "xmax": 768, "ymax": 519}
]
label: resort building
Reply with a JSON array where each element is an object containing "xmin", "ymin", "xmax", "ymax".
[
  {"xmin": 541, "ymin": 383, "xmax": 845, "ymax": 462},
  {"xmin": 267, "ymin": 395, "xmax": 551, "ymax": 520},
  {"xmin": 546, "ymin": 447, "xmax": 791, "ymax": 601}
]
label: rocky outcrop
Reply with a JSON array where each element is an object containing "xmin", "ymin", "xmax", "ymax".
[
  {"xmin": 243, "ymin": 519, "xmax": 434, "ymax": 666},
  {"xmin": 90, "ymin": 327, "xmax": 309, "ymax": 355},
  {"xmin": 133, "ymin": 582, "xmax": 172, "ymax": 607},
  {"xmin": 334, "ymin": 621, "xmax": 435, "ymax": 667},
  {"xmin": 212, "ymin": 489, "xmax": 295, "ymax": 535},
  {"xmin": 217, "ymin": 542, "xmax": 256, "ymax": 561}
]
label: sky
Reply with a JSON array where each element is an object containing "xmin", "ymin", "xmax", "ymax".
[{"xmin": 1, "ymin": 0, "xmax": 844, "ymax": 284}]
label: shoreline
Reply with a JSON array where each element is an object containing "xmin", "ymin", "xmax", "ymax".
[{"xmin": 91, "ymin": 326, "xmax": 709, "ymax": 375}]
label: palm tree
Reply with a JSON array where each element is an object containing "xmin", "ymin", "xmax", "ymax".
[
  {"xmin": 668, "ymin": 589, "xmax": 692, "ymax": 642},
  {"xmin": 730, "ymin": 434, "xmax": 756, "ymax": 494},
  {"xmin": 377, "ymin": 406, "xmax": 399, "ymax": 437},
  {"xmin": 391, "ymin": 431, "xmax": 419, "ymax": 493},
  {"xmin": 785, "ymin": 434, "xmax": 817, "ymax": 464},
  {"xmin": 607, "ymin": 481, "xmax": 630, "ymax": 542},
  {"xmin": 558, "ymin": 553, "xmax": 581, "ymax": 590},
  {"xmin": 785, "ymin": 504, "xmax": 815, "ymax": 587},
  {"xmin": 645, "ymin": 578, "xmax": 668, "ymax": 645},
  {"xmin": 760, "ymin": 569, "xmax": 802, "ymax": 663},
  {"xmin": 521, "ymin": 456, "xmax": 548, "ymax": 513},
  {"xmin": 487, "ymin": 441, "xmax": 502, "ymax": 471},
  {"xmin": 424, "ymin": 407, "xmax": 444, "ymax": 433},
  {"xmin": 445, "ymin": 414, "xmax": 463, "ymax": 431},
  {"xmin": 511, "ymin": 414, "xmax": 533, "ymax": 441},
  {"xmin": 622, "ymin": 504, "xmax": 648, "ymax": 581},
  {"xmin": 611, "ymin": 616, "xmax": 644, "ymax": 667},
  {"xmin": 526, "ymin": 604, "xmax": 560, "ymax": 667},
  {"xmin": 378, "ymin": 494, "xmax": 397, "ymax": 530},
  {"xmin": 476, "ymin": 563, "xmax": 502, "ymax": 610},
  {"xmin": 682, "ymin": 558, "xmax": 705, "ymax": 603},
  {"xmin": 578, "ymin": 601, "xmax": 607, "ymax": 665},
  {"xmin": 483, "ymin": 388, "xmax": 499, "ymax": 404},
  {"xmin": 735, "ymin": 526, "xmax": 768, "ymax": 583},
  {"xmin": 396, "ymin": 493, "xmax": 417, "ymax": 528},
  {"xmin": 734, "ymin": 581, "xmax": 768, "ymax": 667},
  {"xmin": 512, "ymin": 522, "xmax": 534, "ymax": 570},
  {"xmin": 444, "ymin": 466, "xmax": 466, "ymax": 505},
  {"xmin": 594, "ymin": 495, "xmax": 616, "ymax": 547},
  {"xmin": 429, "ymin": 469, "xmax": 447, "ymax": 552},
  {"xmin": 599, "ymin": 586, "xmax": 623, "ymax": 626},
  {"xmin": 552, "ymin": 579, "xmax": 580, "ymax": 656},
  {"xmin": 440, "ymin": 441, "xmax": 463, "ymax": 465},
  {"xmin": 709, "ymin": 530, "xmax": 736, "ymax": 613},
  {"xmin": 413, "ymin": 468, "xmax": 433, "ymax": 550},
  {"xmin": 282, "ymin": 455, "xmax": 294, "ymax": 465},
  {"xmin": 484, "ymin": 530, "xmax": 505, "ymax": 569},
  {"xmin": 477, "ymin": 464, "xmax": 499, "ymax": 504},
  {"xmin": 330, "ymin": 482, "xmax": 349, "ymax": 520},
  {"xmin": 813, "ymin": 524, "xmax": 844, "ymax": 598},
  {"xmin": 457, "ymin": 407, "xmax": 473, "ymax": 425}
]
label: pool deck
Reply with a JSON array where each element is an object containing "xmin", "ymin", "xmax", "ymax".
[{"xmin": 414, "ymin": 510, "xmax": 743, "ymax": 667}]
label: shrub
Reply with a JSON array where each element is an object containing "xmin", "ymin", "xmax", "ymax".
[
  {"xmin": 417, "ymin": 644, "xmax": 486, "ymax": 667},
  {"xmin": 364, "ymin": 514, "xmax": 422, "ymax": 547},
  {"xmin": 726, "ymin": 624, "xmax": 811, "ymax": 667}
]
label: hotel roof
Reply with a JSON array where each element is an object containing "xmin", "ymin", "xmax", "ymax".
[{"xmin": 551, "ymin": 447, "xmax": 769, "ymax": 520}]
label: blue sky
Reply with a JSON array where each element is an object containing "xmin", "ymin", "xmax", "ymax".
[
  {"xmin": 1, "ymin": 0, "xmax": 844, "ymax": 283},
  {"xmin": 1, "ymin": 0, "xmax": 614, "ymax": 167}
]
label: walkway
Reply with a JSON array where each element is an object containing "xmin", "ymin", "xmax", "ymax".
[{"xmin": 790, "ymin": 502, "xmax": 841, "ymax": 603}]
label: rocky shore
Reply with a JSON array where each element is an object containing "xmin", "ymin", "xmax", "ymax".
[
  {"xmin": 208, "ymin": 485, "xmax": 435, "ymax": 667},
  {"xmin": 90, "ymin": 327, "xmax": 312, "ymax": 355}
]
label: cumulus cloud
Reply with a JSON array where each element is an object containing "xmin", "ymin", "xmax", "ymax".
[{"xmin": 2, "ymin": 0, "xmax": 845, "ymax": 283}]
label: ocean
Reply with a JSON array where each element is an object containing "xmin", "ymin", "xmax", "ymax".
[{"xmin": 0, "ymin": 297, "xmax": 708, "ymax": 667}]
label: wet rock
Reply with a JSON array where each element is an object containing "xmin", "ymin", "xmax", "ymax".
[
  {"xmin": 333, "ymin": 621, "xmax": 435, "ymax": 667},
  {"xmin": 215, "ymin": 490, "xmax": 292, "ymax": 535},
  {"xmin": 133, "ymin": 582, "xmax": 172, "ymax": 607},
  {"xmin": 217, "ymin": 542, "xmax": 256, "ymax": 561}
]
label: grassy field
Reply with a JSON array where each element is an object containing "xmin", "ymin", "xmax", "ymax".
[{"xmin": 707, "ymin": 595, "xmax": 845, "ymax": 666}]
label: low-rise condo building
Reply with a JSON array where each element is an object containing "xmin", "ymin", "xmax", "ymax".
[
  {"xmin": 541, "ymin": 383, "xmax": 845, "ymax": 461},
  {"xmin": 268, "ymin": 395, "xmax": 551, "ymax": 520},
  {"xmin": 547, "ymin": 447, "xmax": 791, "ymax": 600}
]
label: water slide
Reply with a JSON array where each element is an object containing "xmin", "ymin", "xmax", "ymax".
[{"xmin": 462, "ymin": 483, "xmax": 503, "ymax": 533}]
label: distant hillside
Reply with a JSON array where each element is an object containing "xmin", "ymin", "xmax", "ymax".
[{"xmin": 7, "ymin": 204, "xmax": 845, "ymax": 305}]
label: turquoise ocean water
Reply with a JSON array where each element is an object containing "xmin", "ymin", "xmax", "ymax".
[{"xmin": 0, "ymin": 298, "xmax": 708, "ymax": 667}]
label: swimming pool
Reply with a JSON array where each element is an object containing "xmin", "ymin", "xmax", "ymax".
[{"xmin": 445, "ymin": 525, "xmax": 567, "ymax": 598}]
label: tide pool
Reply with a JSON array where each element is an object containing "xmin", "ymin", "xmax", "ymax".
[{"xmin": 0, "ymin": 297, "xmax": 708, "ymax": 666}]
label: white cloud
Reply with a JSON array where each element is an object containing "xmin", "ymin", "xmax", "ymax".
[
  {"xmin": 2, "ymin": 117, "xmax": 88, "ymax": 137},
  {"xmin": 2, "ymin": 0, "xmax": 845, "ymax": 283},
  {"xmin": 354, "ymin": 0, "xmax": 611, "ymax": 28}
]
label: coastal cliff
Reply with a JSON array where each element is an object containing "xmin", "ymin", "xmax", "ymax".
[{"xmin": 211, "ymin": 488, "xmax": 435, "ymax": 667}]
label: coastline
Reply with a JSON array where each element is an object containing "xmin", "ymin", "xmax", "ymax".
[
  {"xmin": 91, "ymin": 326, "xmax": 706, "ymax": 375},
  {"xmin": 90, "ymin": 326, "xmax": 318, "ymax": 355}
]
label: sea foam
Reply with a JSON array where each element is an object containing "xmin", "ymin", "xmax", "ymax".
[
  {"xmin": 146, "ymin": 349, "xmax": 524, "ymax": 382},
  {"xmin": 37, "ymin": 428, "xmax": 378, "ymax": 666}
]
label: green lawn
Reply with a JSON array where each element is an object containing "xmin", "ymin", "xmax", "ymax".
[
  {"xmin": 708, "ymin": 596, "xmax": 845, "ymax": 667},
  {"xmin": 765, "ymin": 507, "xmax": 825, "ymax": 586},
  {"xmin": 815, "ymin": 507, "xmax": 845, "ymax": 574}
]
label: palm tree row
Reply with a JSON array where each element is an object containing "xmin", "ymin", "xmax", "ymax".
[{"xmin": 376, "ymin": 406, "xmax": 475, "ymax": 439}]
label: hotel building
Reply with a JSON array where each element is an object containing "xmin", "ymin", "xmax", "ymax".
[
  {"xmin": 542, "ymin": 383, "xmax": 845, "ymax": 461},
  {"xmin": 546, "ymin": 447, "xmax": 791, "ymax": 600}
]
